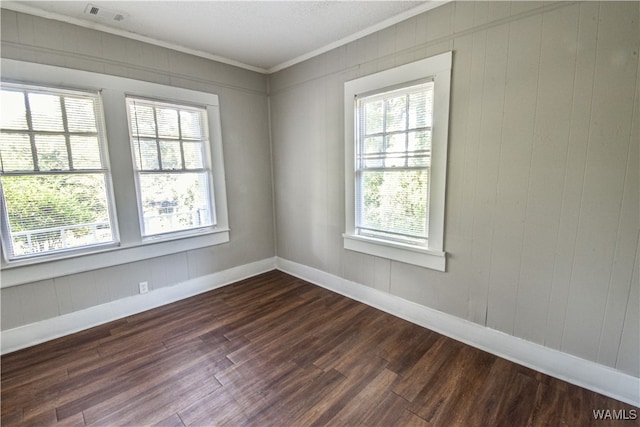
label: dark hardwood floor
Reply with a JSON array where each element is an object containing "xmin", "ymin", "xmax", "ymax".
[{"xmin": 1, "ymin": 270, "xmax": 637, "ymax": 426}]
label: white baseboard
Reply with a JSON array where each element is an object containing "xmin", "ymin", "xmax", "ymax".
[
  {"xmin": 276, "ymin": 257, "xmax": 640, "ymax": 407},
  {"xmin": 1, "ymin": 257, "xmax": 277, "ymax": 355},
  {"xmin": 3, "ymin": 255, "xmax": 637, "ymax": 407}
]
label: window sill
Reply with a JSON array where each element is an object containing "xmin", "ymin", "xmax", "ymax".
[
  {"xmin": 1, "ymin": 228, "xmax": 230, "ymax": 288},
  {"xmin": 141, "ymin": 226, "xmax": 219, "ymax": 243},
  {"xmin": 343, "ymin": 233, "xmax": 446, "ymax": 272}
]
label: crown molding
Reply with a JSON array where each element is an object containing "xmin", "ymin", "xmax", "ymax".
[{"xmin": 2, "ymin": 1, "xmax": 451, "ymax": 75}]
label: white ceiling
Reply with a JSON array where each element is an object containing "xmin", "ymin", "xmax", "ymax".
[{"xmin": 2, "ymin": 1, "xmax": 445, "ymax": 74}]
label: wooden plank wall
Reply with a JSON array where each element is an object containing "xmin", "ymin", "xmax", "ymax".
[{"xmin": 269, "ymin": 1, "xmax": 640, "ymax": 376}]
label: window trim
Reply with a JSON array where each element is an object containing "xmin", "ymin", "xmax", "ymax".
[
  {"xmin": 0, "ymin": 59, "xmax": 230, "ymax": 287},
  {"xmin": 125, "ymin": 96, "xmax": 217, "ymax": 239},
  {"xmin": 354, "ymin": 79, "xmax": 434, "ymax": 246},
  {"xmin": 0, "ymin": 82, "xmax": 121, "ymax": 261},
  {"xmin": 344, "ymin": 52, "xmax": 452, "ymax": 272}
]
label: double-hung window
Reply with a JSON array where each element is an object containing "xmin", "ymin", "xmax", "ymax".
[
  {"xmin": 344, "ymin": 52, "xmax": 452, "ymax": 271},
  {"xmin": 1, "ymin": 60, "xmax": 230, "ymax": 285},
  {"xmin": 126, "ymin": 97, "xmax": 215, "ymax": 238},
  {"xmin": 0, "ymin": 83, "xmax": 117, "ymax": 261},
  {"xmin": 355, "ymin": 81, "xmax": 433, "ymax": 245}
]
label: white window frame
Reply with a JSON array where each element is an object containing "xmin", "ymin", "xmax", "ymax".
[
  {"xmin": 344, "ymin": 52, "xmax": 452, "ymax": 272},
  {"xmin": 125, "ymin": 96, "xmax": 217, "ymax": 239},
  {"xmin": 0, "ymin": 59, "xmax": 230, "ymax": 287},
  {"xmin": 0, "ymin": 82, "xmax": 120, "ymax": 261}
]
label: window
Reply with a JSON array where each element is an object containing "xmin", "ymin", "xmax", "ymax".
[
  {"xmin": 344, "ymin": 52, "xmax": 452, "ymax": 271},
  {"xmin": 126, "ymin": 97, "xmax": 215, "ymax": 237},
  {"xmin": 0, "ymin": 83, "xmax": 117, "ymax": 260},
  {"xmin": 1, "ymin": 60, "xmax": 230, "ymax": 285},
  {"xmin": 355, "ymin": 81, "xmax": 433, "ymax": 245}
]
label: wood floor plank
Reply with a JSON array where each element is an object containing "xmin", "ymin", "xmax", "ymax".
[
  {"xmin": 407, "ymin": 344, "xmax": 495, "ymax": 424},
  {"xmin": 256, "ymin": 368, "xmax": 347, "ymax": 426},
  {"xmin": 327, "ymin": 314, "xmax": 407, "ymax": 376},
  {"xmin": 225, "ymin": 294, "xmax": 330, "ymax": 365},
  {"xmin": 55, "ymin": 339, "xmax": 230, "ymax": 423},
  {"xmin": 54, "ymin": 345, "xmax": 200, "ymax": 421},
  {"xmin": 67, "ymin": 342, "xmax": 168, "ymax": 379},
  {"xmin": 53, "ymin": 412, "xmax": 86, "ymax": 427},
  {"xmin": 290, "ymin": 355, "xmax": 391, "ymax": 427},
  {"xmin": 525, "ymin": 382, "xmax": 566, "ymax": 427},
  {"xmin": 0, "ymin": 408, "xmax": 23, "ymax": 426},
  {"xmin": 464, "ymin": 358, "xmax": 519, "ymax": 426},
  {"xmin": 289, "ymin": 300, "xmax": 369, "ymax": 368},
  {"xmin": 382, "ymin": 325, "xmax": 440, "ymax": 377},
  {"xmin": 359, "ymin": 390, "xmax": 411, "ymax": 426},
  {"xmin": 1, "ymin": 348, "xmax": 100, "ymax": 392},
  {"xmin": 1, "ymin": 270, "xmax": 636, "ymax": 427},
  {"xmin": 241, "ymin": 363, "xmax": 325, "ymax": 424},
  {"xmin": 311, "ymin": 306, "xmax": 389, "ymax": 371},
  {"xmin": 393, "ymin": 336, "xmax": 463, "ymax": 403},
  {"xmin": 323, "ymin": 368, "xmax": 399, "ymax": 426},
  {"xmin": 492, "ymin": 371, "xmax": 539, "ymax": 427},
  {"xmin": 420, "ymin": 347, "xmax": 496, "ymax": 426},
  {"xmin": 378, "ymin": 321, "xmax": 434, "ymax": 364},
  {"xmin": 395, "ymin": 410, "xmax": 433, "ymax": 427},
  {"xmin": 16, "ymin": 407, "xmax": 58, "ymax": 427},
  {"xmin": 178, "ymin": 387, "xmax": 248, "ymax": 427},
  {"xmin": 151, "ymin": 413, "xmax": 186, "ymax": 427},
  {"xmin": 84, "ymin": 357, "xmax": 222, "ymax": 425},
  {"xmin": 1, "ymin": 368, "xmax": 69, "ymax": 413}
]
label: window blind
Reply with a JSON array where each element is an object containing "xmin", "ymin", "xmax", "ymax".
[
  {"xmin": 355, "ymin": 81, "xmax": 434, "ymax": 245},
  {"xmin": 126, "ymin": 97, "xmax": 214, "ymax": 237},
  {"xmin": 0, "ymin": 84, "xmax": 116, "ymax": 259}
]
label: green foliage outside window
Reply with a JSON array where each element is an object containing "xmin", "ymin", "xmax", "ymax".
[{"xmin": 1, "ymin": 175, "xmax": 111, "ymax": 255}]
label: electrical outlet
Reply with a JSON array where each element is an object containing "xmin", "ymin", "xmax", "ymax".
[{"xmin": 139, "ymin": 281, "xmax": 149, "ymax": 294}]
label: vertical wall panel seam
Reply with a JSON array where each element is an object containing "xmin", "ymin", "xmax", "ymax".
[
  {"xmin": 185, "ymin": 250, "xmax": 193, "ymax": 281},
  {"xmin": 512, "ymin": 13, "xmax": 544, "ymax": 337},
  {"xmin": 451, "ymin": 20, "xmax": 478, "ymax": 321},
  {"xmin": 485, "ymin": 20, "xmax": 512, "ymax": 330},
  {"xmin": 560, "ymin": 1, "xmax": 602, "ymax": 353},
  {"xmin": 543, "ymin": 3, "xmax": 582, "ymax": 349},
  {"xmin": 598, "ymin": 41, "xmax": 640, "ymax": 364},
  {"xmin": 614, "ymin": 231, "xmax": 640, "ymax": 370},
  {"xmin": 473, "ymin": 28, "xmax": 489, "ymax": 327},
  {"xmin": 468, "ymin": 26, "xmax": 489, "ymax": 325},
  {"xmin": 51, "ymin": 276, "xmax": 63, "ymax": 319}
]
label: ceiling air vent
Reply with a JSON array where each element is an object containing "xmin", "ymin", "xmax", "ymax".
[{"xmin": 83, "ymin": 4, "xmax": 127, "ymax": 22}]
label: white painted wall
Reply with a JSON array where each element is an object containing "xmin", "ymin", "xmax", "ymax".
[{"xmin": 269, "ymin": 1, "xmax": 639, "ymax": 377}]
